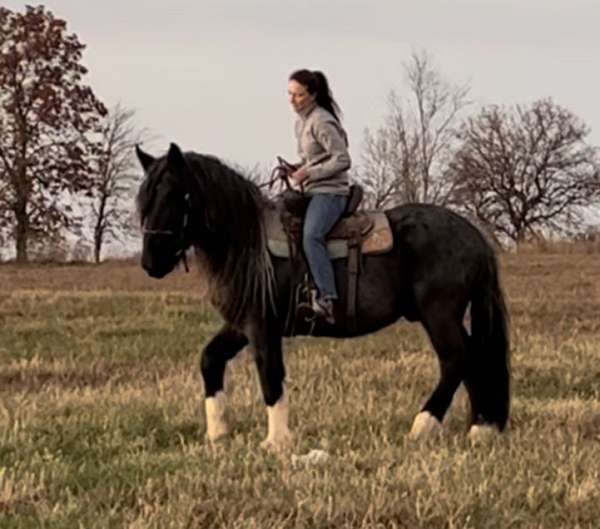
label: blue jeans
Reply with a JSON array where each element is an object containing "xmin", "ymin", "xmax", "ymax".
[{"xmin": 302, "ymin": 193, "xmax": 347, "ymax": 300}]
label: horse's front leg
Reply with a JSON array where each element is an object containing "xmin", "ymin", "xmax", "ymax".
[
  {"xmin": 249, "ymin": 325, "xmax": 293, "ymax": 451},
  {"xmin": 200, "ymin": 325, "xmax": 248, "ymax": 442}
]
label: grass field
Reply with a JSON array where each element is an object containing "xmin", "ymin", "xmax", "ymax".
[{"xmin": 1, "ymin": 251, "xmax": 599, "ymax": 528}]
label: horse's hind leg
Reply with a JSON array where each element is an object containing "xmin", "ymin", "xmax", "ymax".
[
  {"xmin": 410, "ymin": 307, "xmax": 467, "ymax": 440},
  {"xmin": 200, "ymin": 325, "xmax": 248, "ymax": 442},
  {"xmin": 461, "ymin": 328, "xmax": 507, "ymax": 442}
]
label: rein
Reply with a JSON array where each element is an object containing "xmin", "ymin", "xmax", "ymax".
[{"xmin": 259, "ymin": 157, "xmax": 304, "ymax": 193}]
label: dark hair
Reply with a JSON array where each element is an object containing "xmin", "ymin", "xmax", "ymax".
[{"xmin": 289, "ymin": 69, "xmax": 343, "ymax": 123}]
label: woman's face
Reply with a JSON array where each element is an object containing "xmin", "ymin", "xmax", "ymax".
[{"xmin": 288, "ymin": 80, "xmax": 315, "ymax": 114}]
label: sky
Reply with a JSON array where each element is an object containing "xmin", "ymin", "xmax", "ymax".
[{"xmin": 3, "ymin": 0, "xmax": 600, "ymax": 172}]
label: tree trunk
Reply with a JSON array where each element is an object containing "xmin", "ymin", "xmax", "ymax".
[
  {"xmin": 94, "ymin": 233, "xmax": 102, "ymax": 264},
  {"xmin": 94, "ymin": 194, "xmax": 108, "ymax": 264},
  {"xmin": 93, "ymin": 214, "xmax": 104, "ymax": 264},
  {"xmin": 15, "ymin": 200, "xmax": 29, "ymax": 264},
  {"xmin": 93, "ymin": 221, "xmax": 103, "ymax": 264}
]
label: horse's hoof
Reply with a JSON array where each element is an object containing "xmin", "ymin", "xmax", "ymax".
[
  {"xmin": 260, "ymin": 431, "xmax": 295, "ymax": 452},
  {"xmin": 408, "ymin": 411, "xmax": 442, "ymax": 440},
  {"xmin": 468, "ymin": 424, "xmax": 499, "ymax": 444},
  {"xmin": 206, "ymin": 424, "xmax": 230, "ymax": 444}
]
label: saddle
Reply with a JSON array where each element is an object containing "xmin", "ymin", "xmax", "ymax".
[
  {"xmin": 266, "ymin": 185, "xmax": 393, "ymax": 259},
  {"xmin": 265, "ymin": 184, "xmax": 394, "ymax": 331}
]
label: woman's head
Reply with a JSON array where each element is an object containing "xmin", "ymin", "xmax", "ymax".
[{"xmin": 288, "ymin": 69, "xmax": 342, "ymax": 121}]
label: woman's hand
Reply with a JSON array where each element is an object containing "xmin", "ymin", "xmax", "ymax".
[{"xmin": 291, "ymin": 167, "xmax": 309, "ymax": 185}]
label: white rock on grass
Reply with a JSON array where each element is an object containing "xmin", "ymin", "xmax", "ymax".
[{"xmin": 291, "ymin": 449, "xmax": 330, "ymax": 468}]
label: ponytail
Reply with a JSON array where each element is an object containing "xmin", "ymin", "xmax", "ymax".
[{"xmin": 311, "ymin": 70, "xmax": 343, "ymax": 123}]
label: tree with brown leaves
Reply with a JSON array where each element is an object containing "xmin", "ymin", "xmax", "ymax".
[
  {"xmin": 449, "ymin": 99, "xmax": 600, "ymax": 243},
  {"xmin": 0, "ymin": 5, "xmax": 106, "ymax": 262}
]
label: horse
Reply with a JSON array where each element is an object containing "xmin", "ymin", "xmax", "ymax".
[{"xmin": 135, "ymin": 143, "xmax": 510, "ymax": 450}]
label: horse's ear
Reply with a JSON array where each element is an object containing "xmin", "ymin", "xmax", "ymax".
[
  {"xmin": 135, "ymin": 145, "xmax": 155, "ymax": 172},
  {"xmin": 167, "ymin": 143, "xmax": 188, "ymax": 174}
]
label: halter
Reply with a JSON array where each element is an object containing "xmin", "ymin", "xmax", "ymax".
[{"xmin": 143, "ymin": 193, "xmax": 191, "ymax": 272}]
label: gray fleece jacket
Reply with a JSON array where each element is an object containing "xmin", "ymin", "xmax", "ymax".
[{"xmin": 294, "ymin": 103, "xmax": 351, "ymax": 195}]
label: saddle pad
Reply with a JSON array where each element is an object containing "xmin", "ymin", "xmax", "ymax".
[{"xmin": 265, "ymin": 208, "xmax": 394, "ymax": 260}]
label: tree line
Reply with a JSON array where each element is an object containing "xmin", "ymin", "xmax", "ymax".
[
  {"xmin": 2, "ymin": 6, "xmax": 599, "ymax": 264},
  {"xmin": 359, "ymin": 52, "xmax": 600, "ymax": 244}
]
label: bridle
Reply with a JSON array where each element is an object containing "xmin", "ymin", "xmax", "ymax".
[{"xmin": 142, "ymin": 192, "xmax": 192, "ymax": 272}]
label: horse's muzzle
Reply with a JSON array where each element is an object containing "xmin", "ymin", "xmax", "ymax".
[{"xmin": 141, "ymin": 254, "xmax": 174, "ymax": 279}]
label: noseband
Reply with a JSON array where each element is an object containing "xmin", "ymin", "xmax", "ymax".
[{"xmin": 143, "ymin": 193, "xmax": 191, "ymax": 272}]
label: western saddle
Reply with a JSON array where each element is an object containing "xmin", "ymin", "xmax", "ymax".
[{"xmin": 265, "ymin": 184, "xmax": 393, "ymax": 332}]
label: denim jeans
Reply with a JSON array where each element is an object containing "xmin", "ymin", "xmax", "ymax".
[{"xmin": 302, "ymin": 193, "xmax": 347, "ymax": 300}]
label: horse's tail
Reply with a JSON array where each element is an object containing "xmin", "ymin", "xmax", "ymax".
[{"xmin": 467, "ymin": 250, "xmax": 511, "ymax": 430}]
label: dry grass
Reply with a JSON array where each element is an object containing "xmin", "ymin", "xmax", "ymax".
[
  {"xmin": 1, "ymin": 249, "xmax": 599, "ymax": 528},
  {"xmin": 0, "ymin": 260, "xmax": 200, "ymax": 292}
]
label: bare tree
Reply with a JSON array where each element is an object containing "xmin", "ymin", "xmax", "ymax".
[
  {"xmin": 360, "ymin": 117, "xmax": 419, "ymax": 208},
  {"xmin": 228, "ymin": 160, "xmax": 280, "ymax": 197},
  {"xmin": 0, "ymin": 6, "xmax": 106, "ymax": 263},
  {"xmin": 449, "ymin": 99, "xmax": 600, "ymax": 243},
  {"xmin": 235, "ymin": 162, "xmax": 270, "ymax": 185},
  {"xmin": 89, "ymin": 104, "xmax": 148, "ymax": 263},
  {"xmin": 359, "ymin": 51, "xmax": 470, "ymax": 208}
]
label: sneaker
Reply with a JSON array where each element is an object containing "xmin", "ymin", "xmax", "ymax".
[{"xmin": 312, "ymin": 297, "xmax": 335, "ymax": 324}]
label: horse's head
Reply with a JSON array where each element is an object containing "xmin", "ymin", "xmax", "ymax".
[{"xmin": 135, "ymin": 143, "xmax": 194, "ymax": 278}]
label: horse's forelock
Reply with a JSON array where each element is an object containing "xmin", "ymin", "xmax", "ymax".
[{"xmin": 136, "ymin": 157, "xmax": 171, "ymax": 225}]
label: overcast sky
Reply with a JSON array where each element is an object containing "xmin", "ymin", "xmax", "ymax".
[{"xmin": 5, "ymin": 0, "xmax": 600, "ymax": 170}]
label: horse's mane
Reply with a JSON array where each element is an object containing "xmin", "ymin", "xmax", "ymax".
[{"xmin": 184, "ymin": 153, "xmax": 275, "ymax": 326}]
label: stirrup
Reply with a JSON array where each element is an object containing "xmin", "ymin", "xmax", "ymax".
[{"xmin": 305, "ymin": 297, "xmax": 335, "ymax": 324}]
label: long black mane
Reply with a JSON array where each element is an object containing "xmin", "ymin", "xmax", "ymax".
[{"xmin": 138, "ymin": 152, "xmax": 275, "ymax": 327}]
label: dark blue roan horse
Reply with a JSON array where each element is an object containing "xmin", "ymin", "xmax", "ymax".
[{"xmin": 136, "ymin": 143, "xmax": 510, "ymax": 450}]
